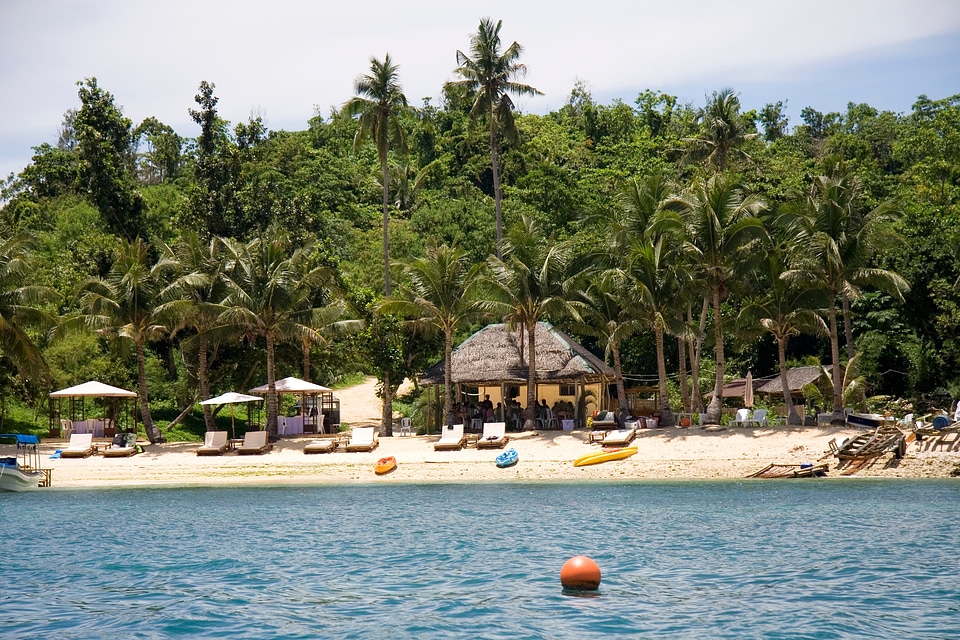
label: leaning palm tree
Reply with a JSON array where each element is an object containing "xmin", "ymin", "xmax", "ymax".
[
  {"xmin": 484, "ymin": 217, "xmax": 580, "ymax": 429},
  {"xmin": 0, "ymin": 233, "xmax": 57, "ymax": 380},
  {"xmin": 73, "ymin": 238, "xmax": 176, "ymax": 444},
  {"xmin": 343, "ymin": 53, "xmax": 408, "ymax": 296},
  {"xmin": 449, "ymin": 18, "xmax": 542, "ymax": 259},
  {"xmin": 782, "ymin": 161, "xmax": 908, "ymax": 423},
  {"xmin": 216, "ymin": 228, "xmax": 338, "ymax": 438},
  {"xmin": 668, "ymin": 174, "xmax": 767, "ymax": 424},
  {"xmin": 379, "ymin": 244, "xmax": 487, "ymax": 425}
]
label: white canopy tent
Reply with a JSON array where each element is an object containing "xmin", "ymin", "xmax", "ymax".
[
  {"xmin": 49, "ymin": 380, "xmax": 138, "ymax": 437},
  {"xmin": 199, "ymin": 392, "xmax": 263, "ymax": 440},
  {"xmin": 249, "ymin": 377, "xmax": 338, "ymax": 434}
]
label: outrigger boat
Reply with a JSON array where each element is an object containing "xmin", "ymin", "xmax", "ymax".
[{"xmin": 0, "ymin": 434, "xmax": 48, "ymax": 492}]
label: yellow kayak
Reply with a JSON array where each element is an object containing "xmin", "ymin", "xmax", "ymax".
[{"xmin": 574, "ymin": 446, "xmax": 638, "ymax": 467}]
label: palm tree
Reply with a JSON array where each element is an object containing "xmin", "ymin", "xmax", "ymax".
[
  {"xmin": 74, "ymin": 239, "xmax": 175, "ymax": 443},
  {"xmin": 0, "ymin": 233, "xmax": 57, "ymax": 380},
  {"xmin": 782, "ymin": 161, "xmax": 909, "ymax": 422},
  {"xmin": 684, "ymin": 88, "xmax": 757, "ymax": 173},
  {"xmin": 343, "ymin": 54, "xmax": 409, "ymax": 296},
  {"xmin": 157, "ymin": 232, "xmax": 228, "ymax": 431},
  {"xmin": 217, "ymin": 228, "xmax": 338, "ymax": 439},
  {"xmin": 449, "ymin": 18, "xmax": 542, "ymax": 259},
  {"xmin": 669, "ymin": 174, "xmax": 767, "ymax": 424},
  {"xmin": 484, "ymin": 216, "xmax": 580, "ymax": 429},
  {"xmin": 380, "ymin": 244, "xmax": 487, "ymax": 425},
  {"xmin": 738, "ymin": 248, "xmax": 827, "ymax": 425}
]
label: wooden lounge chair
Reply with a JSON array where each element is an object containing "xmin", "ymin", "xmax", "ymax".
[
  {"xmin": 104, "ymin": 432, "xmax": 139, "ymax": 458},
  {"xmin": 196, "ymin": 430, "xmax": 229, "ymax": 456},
  {"xmin": 304, "ymin": 437, "xmax": 339, "ymax": 454},
  {"xmin": 345, "ymin": 427, "xmax": 379, "ymax": 452},
  {"xmin": 591, "ymin": 411, "xmax": 617, "ymax": 429},
  {"xmin": 236, "ymin": 430, "xmax": 272, "ymax": 455},
  {"xmin": 434, "ymin": 424, "xmax": 466, "ymax": 451},
  {"xmin": 600, "ymin": 428, "xmax": 637, "ymax": 446},
  {"xmin": 60, "ymin": 433, "xmax": 95, "ymax": 458},
  {"xmin": 476, "ymin": 422, "xmax": 508, "ymax": 449}
]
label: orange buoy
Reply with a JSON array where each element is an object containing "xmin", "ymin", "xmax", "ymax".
[{"xmin": 560, "ymin": 555, "xmax": 601, "ymax": 590}]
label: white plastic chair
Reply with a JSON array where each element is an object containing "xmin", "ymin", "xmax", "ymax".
[
  {"xmin": 399, "ymin": 417, "xmax": 412, "ymax": 436},
  {"xmin": 731, "ymin": 408, "xmax": 751, "ymax": 427},
  {"xmin": 750, "ymin": 409, "xmax": 768, "ymax": 427}
]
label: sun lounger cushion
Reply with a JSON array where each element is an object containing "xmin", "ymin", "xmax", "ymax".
[
  {"xmin": 476, "ymin": 422, "xmax": 508, "ymax": 449},
  {"xmin": 434, "ymin": 424, "xmax": 466, "ymax": 451},
  {"xmin": 60, "ymin": 433, "xmax": 95, "ymax": 458},
  {"xmin": 602, "ymin": 428, "xmax": 637, "ymax": 446},
  {"xmin": 197, "ymin": 430, "xmax": 229, "ymax": 456},
  {"xmin": 304, "ymin": 438, "xmax": 339, "ymax": 454},
  {"xmin": 345, "ymin": 427, "xmax": 379, "ymax": 452},
  {"xmin": 237, "ymin": 430, "xmax": 272, "ymax": 455}
]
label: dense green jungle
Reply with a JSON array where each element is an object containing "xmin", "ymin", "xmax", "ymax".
[{"xmin": 1, "ymin": 32, "xmax": 958, "ymax": 439}]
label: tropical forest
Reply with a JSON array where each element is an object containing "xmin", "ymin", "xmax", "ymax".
[{"xmin": 2, "ymin": 19, "xmax": 959, "ymax": 442}]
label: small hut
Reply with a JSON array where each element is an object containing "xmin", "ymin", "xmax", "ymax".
[{"xmin": 421, "ymin": 322, "xmax": 614, "ymax": 429}]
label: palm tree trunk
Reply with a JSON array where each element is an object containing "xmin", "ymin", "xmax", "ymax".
[
  {"xmin": 137, "ymin": 340, "xmax": 163, "ymax": 443},
  {"xmin": 611, "ymin": 342, "xmax": 626, "ymax": 408},
  {"xmin": 266, "ymin": 330, "xmax": 278, "ymax": 438},
  {"xmin": 827, "ymin": 294, "xmax": 845, "ymax": 423},
  {"xmin": 706, "ymin": 288, "xmax": 724, "ymax": 424},
  {"xmin": 199, "ymin": 335, "xmax": 216, "ymax": 431},
  {"xmin": 777, "ymin": 336, "xmax": 800, "ymax": 425},
  {"xmin": 689, "ymin": 299, "xmax": 708, "ymax": 413},
  {"xmin": 677, "ymin": 318, "xmax": 690, "ymax": 412},
  {"xmin": 841, "ymin": 291, "xmax": 855, "ymax": 360},
  {"xmin": 302, "ymin": 339, "xmax": 311, "ymax": 381},
  {"xmin": 490, "ymin": 120, "xmax": 503, "ymax": 260},
  {"xmin": 655, "ymin": 325, "xmax": 674, "ymax": 427},
  {"xmin": 444, "ymin": 328, "xmax": 454, "ymax": 425},
  {"xmin": 381, "ymin": 153, "xmax": 392, "ymax": 296},
  {"xmin": 382, "ymin": 369, "xmax": 394, "ymax": 437},
  {"xmin": 524, "ymin": 320, "xmax": 537, "ymax": 430}
]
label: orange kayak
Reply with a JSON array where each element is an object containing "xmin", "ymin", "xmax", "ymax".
[{"xmin": 375, "ymin": 456, "xmax": 397, "ymax": 475}]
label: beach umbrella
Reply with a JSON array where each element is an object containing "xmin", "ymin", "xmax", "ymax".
[
  {"xmin": 744, "ymin": 371, "xmax": 754, "ymax": 408},
  {"xmin": 200, "ymin": 392, "xmax": 263, "ymax": 440}
]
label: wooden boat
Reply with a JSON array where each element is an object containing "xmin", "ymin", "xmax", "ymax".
[
  {"xmin": 0, "ymin": 434, "xmax": 47, "ymax": 492},
  {"xmin": 747, "ymin": 462, "xmax": 829, "ymax": 478},
  {"xmin": 496, "ymin": 448, "xmax": 518, "ymax": 468},
  {"xmin": 574, "ymin": 446, "xmax": 638, "ymax": 467},
  {"xmin": 835, "ymin": 426, "xmax": 905, "ymax": 461},
  {"xmin": 846, "ymin": 413, "xmax": 884, "ymax": 428},
  {"xmin": 374, "ymin": 456, "xmax": 397, "ymax": 475}
]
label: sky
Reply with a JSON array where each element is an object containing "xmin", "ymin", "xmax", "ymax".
[{"xmin": 1, "ymin": 0, "xmax": 959, "ymax": 181}]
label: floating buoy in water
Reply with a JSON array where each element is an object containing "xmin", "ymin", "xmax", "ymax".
[{"xmin": 560, "ymin": 555, "xmax": 601, "ymax": 590}]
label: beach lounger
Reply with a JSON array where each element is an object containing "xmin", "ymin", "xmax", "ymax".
[
  {"xmin": 104, "ymin": 433, "xmax": 139, "ymax": 458},
  {"xmin": 591, "ymin": 411, "xmax": 617, "ymax": 429},
  {"xmin": 600, "ymin": 428, "xmax": 637, "ymax": 446},
  {"xmin": 345, "ymin": 426, "xmax": 379, "ymax": 452},
  {"xmin": 60, "ymin": 433, "xmax": 95, "ymax": 458},
  {"xmin": 476, "ymin": 422, "xmax": 508, "ymax": 449},
  {"xmin": 196, "ymin": 430, "xmax": 229, "ymax": 456},
  {"xmin": 304, "ymin": 438, "xmax": 339, "ymax": 454},
  {"xmin": 434, "ymin": 424, "xmax": 466, "ymax": 451},
  {"xmin": 236, "ymin": 430, "xmax": 272, "ymax": 455}
]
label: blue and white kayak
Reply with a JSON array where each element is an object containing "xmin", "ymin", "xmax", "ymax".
[{"xmin": 496, "ymin": 448, "xmax": 518, "ymax": 468}]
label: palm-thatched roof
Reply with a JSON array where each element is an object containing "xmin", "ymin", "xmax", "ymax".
[
  {"xmin": 421, "ymin": 322, "xmax": 614, "ymax": 386},
  {"xmin": 757, "ymin": 366, "xmax": 828, "ymax": 395},
  {"xmin": 709, "ymin": 376, "xmax": 769, "ymax": 399}
]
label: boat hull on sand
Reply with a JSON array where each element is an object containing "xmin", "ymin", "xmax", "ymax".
[
  {"xmin": 0, "ymin": 463, "xmax": 42, "ymax": 491},
  {"xmin": 496, "ymin": 448, "xmax": 518, "ymax": 468},
  {"xmin": 374, "ymin": 456, "xmax": 397, "ymax": 474},
  {"xmin": 574, "ymin": 446, "xmax": 638, "ymax": 467}
]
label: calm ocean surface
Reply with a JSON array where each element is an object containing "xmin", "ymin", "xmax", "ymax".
[{"xmin": 2, "ymin": 480, "xmax": 957, "ymax": 639}]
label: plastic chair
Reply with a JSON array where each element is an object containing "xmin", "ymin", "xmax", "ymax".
[
  {"xmin": 731, "ymin": 408, "xmax": 751, "ymax": 427},
  {"xmin": 399, "ymin": 417, "xmax": 412, "ymax": 436},
  {"xmin": 750, "ymin": 409, "xmax": 768, "ymax": 427}
]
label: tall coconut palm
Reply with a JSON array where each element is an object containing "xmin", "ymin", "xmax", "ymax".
[
  {"xmin": 668, "ymin": 174, "xmax": 767, "ymax": 424},
  {"xmin": 738, "ymin": 248, "xmax": 827, "ymax": 425},
  {"xmin": 684, "ymin": 88, "xmax": 757, "ymax": 173},
  {"xmin": 379, "ymin": 244, "xmax": 487, "ymax": 425},
  {"xmin": 217, "ymin": 228, "xmax": 338, "ymax": 439},
  {"xmin": 343, "ymin": 53, "xmax": 409, "ymax": 296},
  {"xmin": 484, "ymin": 217, "xmax": 580, "ymax": 429},
  {"xmin": 782, "ymin": 162, "xmax": 908, "ymax": 423},
  {"xmin": 449, "ymin": 18, "xmax": 542, "ymax": 259},
  {"xmin": 74, "ymin": 239, "xmax": 175, "ymax": 443},
  {"xmin": 0, "ymin": 233, "xmax": 57, "ymax": 380}
]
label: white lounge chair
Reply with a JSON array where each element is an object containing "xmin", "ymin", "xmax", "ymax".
[
  {"xmin": 104, "ymin": 432, "xmax": 139, "ymax": 457},
  {"xmin": 434, "ymin": 424, "xmax": 466, "ymax": 451},
  {"xmin": 304, "ymin": 438, "xmax": 339, "ymax": 454},
  {"xmin": 749, "ymin": 409, "xmax": 769, "ymax": 428},
  {"xmin": 60, "ymin": 433, "xmax": 95, "ymax": 458},
  {"xmin": 236, "ymin": 430, "xmax": 272, "ymax": 455},
  {"xmin": 476, "ymin": 422, "xmax": 508, "ymax": 449},
  {"xmin": 731, "ymin": 408, "xmax": 751, "ymax": 427},
  {"xmin": 196, "ymin": 430, "xmax": 229, "ymax": 456},
  {"xmin": 601, "ymin": 428, "xmax": 637, "ymax": 446},
  {"xmin": 345, "ymin": 426, "xmax": 379, "ymax": 452}
]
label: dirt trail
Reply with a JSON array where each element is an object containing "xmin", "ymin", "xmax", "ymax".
[{"xmin": 334, "ymin": 377, "xmax": 414, "ymax": 427}]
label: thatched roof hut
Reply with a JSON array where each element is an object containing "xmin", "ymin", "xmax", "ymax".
[
  {"xmin": 421, "ymin": 322, "xmax": 614, "ymax": 385},
  {"xmin": 758, "ymin": 366, "xmax": 827, "ymax": 397}
]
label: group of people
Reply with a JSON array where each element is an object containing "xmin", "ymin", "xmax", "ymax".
[{"xmin": 450, "ymin": 395, "xmax": 572, "ymax": 432}]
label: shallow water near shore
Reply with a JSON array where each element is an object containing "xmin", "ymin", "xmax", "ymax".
[{"xmin": 3, "ymin": 480, "xmax": 958, "ymax": 638}]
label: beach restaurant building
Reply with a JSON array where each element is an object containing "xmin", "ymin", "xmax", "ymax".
[{"xmin": 421, "ymin": 322, "xmax": 614, "ymax": 427}]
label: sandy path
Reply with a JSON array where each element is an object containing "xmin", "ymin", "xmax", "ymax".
[{"xmin": 335, "ymin": 376, "xmax": 414, "ymax": 427}]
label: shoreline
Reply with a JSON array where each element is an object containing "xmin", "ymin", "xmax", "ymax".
[{"xmin": 26, "ymin": 425, "xmax": 960, "ymax": 490}]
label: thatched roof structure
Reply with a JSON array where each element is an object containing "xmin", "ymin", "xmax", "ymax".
[
  {"xmin": 710, "ymin": 376, "xmax": 769, "ymax": 399},
  {"xmin": 421, "ymin": 322, "xmax": 614, "ymax": 385},
  {"xmin": 758, "ymin": 366, "xmax": 827, "ymax": 396}
]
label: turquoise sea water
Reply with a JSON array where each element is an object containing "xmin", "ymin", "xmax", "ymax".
[{"xmin": 2, "ymin": 480, "xmax": 958, "ymax": 639}]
